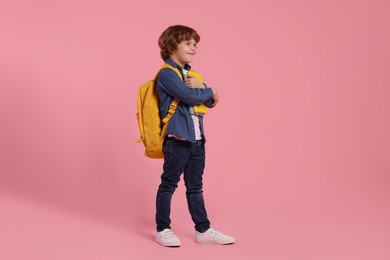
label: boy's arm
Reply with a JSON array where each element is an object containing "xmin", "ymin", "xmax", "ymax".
[
  {"xmin": 202, "ymin": 83, "xmax": 215, "ymax": 108},
  {"xmin": 158, "ymin": 68, "xmax": 214, "ymax": 105},
  {"xmin": 204, "ymin": 99, "xmax": 213, "ymax": 108}
]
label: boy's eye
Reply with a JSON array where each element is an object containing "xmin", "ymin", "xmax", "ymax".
[{"xmin": 185, "ymin": 42, "xmax": 197, "ymax": 47}]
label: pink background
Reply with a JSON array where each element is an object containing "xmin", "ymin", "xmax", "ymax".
[{"xmin": 1, "ymin": 0, "xmax": 389, "ymax": 259}]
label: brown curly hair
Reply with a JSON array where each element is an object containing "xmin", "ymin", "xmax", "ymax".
[{"xmin": 158, "ymin": 25, "xmax": 200, "ymax": 61}]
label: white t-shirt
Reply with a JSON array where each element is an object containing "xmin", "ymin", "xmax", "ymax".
[{"xmin": 183, "ymin": 69, "xmax": 202, "ymax": 140}]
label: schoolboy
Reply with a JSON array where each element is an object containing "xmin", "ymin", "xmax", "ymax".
[{"xmin": 155, "ymin": 25, "xmax": 235, "ymax": 247}]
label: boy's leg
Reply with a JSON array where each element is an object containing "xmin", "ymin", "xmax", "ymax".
[
  {"xmin": 156, "ymin": 138, "xmax": 191, "ymax": 232},
  {"xmin": 183, "ymin": 139, "xmax": 211, "ymax": 233}
]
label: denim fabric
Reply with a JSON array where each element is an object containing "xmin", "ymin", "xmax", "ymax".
[
  {"xmin": 156, "ymin": 58, "xmax": 214, "ymax": 142},
  {"xmin": 156, "ymin": 137, "xmax": 211, "ymax": 233}
]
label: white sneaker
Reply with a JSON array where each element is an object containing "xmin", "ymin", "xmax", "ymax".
[
  {"xmin": 195, "ymin": 228, "xmax": 235, "ymax": 245},
  {"xmin": 156, "ymin": 229, "xmax": 181, "ymax": 247}
]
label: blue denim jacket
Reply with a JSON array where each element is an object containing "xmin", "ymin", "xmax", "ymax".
[{"xmin": 156, "ymin": 58, "xmax": 214, "ymax": 142}]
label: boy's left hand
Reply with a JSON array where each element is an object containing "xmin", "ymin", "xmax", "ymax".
[{"xmin": 184, "ymin": 76, "xmax": 205, "ymax": 89}]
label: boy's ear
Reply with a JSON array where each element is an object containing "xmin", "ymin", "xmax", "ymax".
[{"xmin": 169, "ymin": 46, "xmax": 177, "ymax": 54}]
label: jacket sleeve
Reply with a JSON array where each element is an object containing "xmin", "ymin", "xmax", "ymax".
[
  {"xmin": 202, "ymin": 83, "xmax": 214, "ymax": 108},
  {"xmin": 157, "ymin": 68, "xmax": 214, "ymax": 106},
  {"xmin": 204, "ymin": 98, "xmax": 214, "ymax": 108}
]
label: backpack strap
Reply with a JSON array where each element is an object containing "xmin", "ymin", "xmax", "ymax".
[
  {"xmin": 160, "ymin": 98, "xmax": 179, "ymax": 138},
  {"xmin": 156, "ymin": 63, "xmax": 182, "ymax": 138}
]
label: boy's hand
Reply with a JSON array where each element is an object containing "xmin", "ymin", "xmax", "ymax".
[{"xmin": 184, "ymin": 76, "xmax": 205, "ymax": 89}]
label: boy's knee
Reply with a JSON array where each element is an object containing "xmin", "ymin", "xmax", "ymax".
[
  {"xmin": 185, "ymin": 185, "xmax": 203, "ymax": 195},
  {"xmin": 160, "ymin": 177, "xmax": 180, "ymax": 192}
]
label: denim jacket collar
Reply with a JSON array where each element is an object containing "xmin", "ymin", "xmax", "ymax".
[{"xmin": 165, "ymin": 58, "xmax": 191, "ymax": 71}]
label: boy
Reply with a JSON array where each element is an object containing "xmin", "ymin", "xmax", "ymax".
[{"xmin": 155, "ymin": 25, "xmax": 235, "ymax": 247}]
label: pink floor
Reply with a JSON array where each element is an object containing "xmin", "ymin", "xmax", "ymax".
[{"xmin": 1, "ymin": 190, "xmax": 389, "ymax": 260}]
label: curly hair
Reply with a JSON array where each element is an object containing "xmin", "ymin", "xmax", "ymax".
[{"xmin": 158, "ymin": 25, "xmax": 200, "ymax": 61}]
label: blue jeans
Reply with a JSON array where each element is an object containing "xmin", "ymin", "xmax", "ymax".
[{"xmin": 156, "ymin": 137, "xmax": 211, "ymax": 233}]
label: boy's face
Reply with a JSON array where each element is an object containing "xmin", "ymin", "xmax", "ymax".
[{"xmin": 170, "ymin": 38, "xmax": 198, "ymax": 67}]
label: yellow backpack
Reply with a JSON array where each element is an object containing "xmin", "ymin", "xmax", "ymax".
[{"xmin": 136, "ymin": 63, "xmax": 207, "ymax": 159}]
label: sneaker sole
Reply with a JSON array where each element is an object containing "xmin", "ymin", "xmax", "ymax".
[
  {"xmin": 156, "ymin": 239, "xmax": 181, "ymax": 247},
  {"xmin": 195, "ymin": 237, "xmax": 235, "ymax": 245}
]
